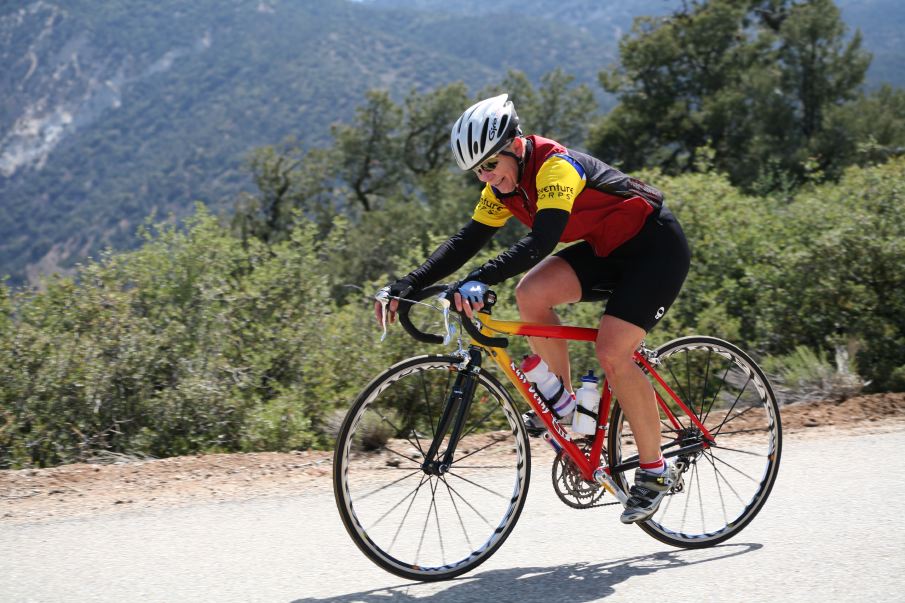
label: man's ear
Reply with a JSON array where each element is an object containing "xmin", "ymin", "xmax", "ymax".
[{"xmin": 511, "ymin": 136, "xmax": 525, "ymax": 156}]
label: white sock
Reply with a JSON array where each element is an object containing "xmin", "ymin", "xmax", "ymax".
[{"xmin": 640, "ymin": 456, "xmax": 667, "ymax": 474}]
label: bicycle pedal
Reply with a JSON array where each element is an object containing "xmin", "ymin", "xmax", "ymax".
[
  {"xmin": 522, "ymin": 411, "xmax": 546, "ymax": 438},
  {"xmin": 525, "ymin": 425, "xmax": 545, "ymax": 438}
]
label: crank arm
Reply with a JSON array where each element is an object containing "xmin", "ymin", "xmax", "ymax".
[{"xmin": 593, "ymin": 468, "xmax": 629, "ymax": 505}]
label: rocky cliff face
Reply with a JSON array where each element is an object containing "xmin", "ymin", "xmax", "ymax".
[{"xmin": 1, "ymin": 2, "xmax": 212, "ymax": 178}]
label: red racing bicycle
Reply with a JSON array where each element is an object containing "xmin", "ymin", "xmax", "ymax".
[{"xmin": 333, "ymin": 285, "xmax": 782, "ymax": 581}]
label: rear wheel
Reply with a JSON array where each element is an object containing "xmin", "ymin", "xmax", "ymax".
[
  {"xmin": 608, "ymin": 336, "xmax": 782, "ymax": 547},
  {"xmin": 333, "ymin": 355, "xmax": 531, "ymax": 581}
]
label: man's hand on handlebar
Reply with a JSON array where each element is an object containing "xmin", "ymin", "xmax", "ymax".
[
  {"xmin": 374, "ymin": 279, "xmax": 413, "ymax": 327},
  {"xmin": 448, "ymin": 280, "xmax": 488, "ymax": 320}
]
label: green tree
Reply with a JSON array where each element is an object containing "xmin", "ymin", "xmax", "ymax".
[
  {"xmin": 812, "ymin": 84, "xmax": 905, "ymax": 179},
  {"xmin": 231, "ymin": 143, "xmax": 339, "ymax": 245},
  {"xmin": 332, "ymin": 90, "xmax": 405, "ymax": 213},
  {"xmin": 590, "ymin": 0, "xmax": 872, "ymax": 191},
  {"xmin": 491, "ymin": 69, "xmax": 598, "ymax": 148},
  {"xmin": 401, "ymin": 83, "xmax": 471, "ymax": 176}
]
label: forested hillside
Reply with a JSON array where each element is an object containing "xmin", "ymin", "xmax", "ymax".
[
  {"xmin": 1, "ymin": 0, "xmax": 903, "ymax": 284},
  {"xmin": 0, "ymin": 0, "xmax": 622, "ymax": 283},
  {"xmin": 1, "ymin": 0, "xmax": 904, "ymax": 469}
]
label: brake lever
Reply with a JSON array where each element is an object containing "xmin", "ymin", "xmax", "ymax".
[
  {"xmin": 438, "ymin": 296, "xmax": 453, "ymax": 345},
  {"xmin": 375, "ymin": 287, "xmax": 390, "ymax": 342}
]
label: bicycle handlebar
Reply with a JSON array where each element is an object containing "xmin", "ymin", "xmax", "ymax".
[{"xmin": 397, "ymin": 285, "xmax": 509, "ymax": 349}]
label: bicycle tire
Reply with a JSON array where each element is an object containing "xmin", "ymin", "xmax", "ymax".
[
  {"xmin": 333, "ymin": 355, "xmax": 531, "ymax": 581},
  {"xmin": 607, "ymin": 336, "xmax": 782, "ymax": 548}
]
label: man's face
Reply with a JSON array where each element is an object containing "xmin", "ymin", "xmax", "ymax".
[{"xmin": 474, "ymin": 150, "xmax": 518, "ymax": 194}]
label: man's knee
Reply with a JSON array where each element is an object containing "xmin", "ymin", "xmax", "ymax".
[
  {"xmin": 515, "ymin": 277, "xmax": 541, "ymax": 312},
  {"xmin": 595, "ymin": 346, "xmax": 619, "ymax": 375},
  {"xmin": 595, "ymin": 341, "xmax": 639, "ymax": 377}
]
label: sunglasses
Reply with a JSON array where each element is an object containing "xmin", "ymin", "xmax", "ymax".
[{"xmin": 472, "ymin": 155, "xmax": 501, "ymax": 176}]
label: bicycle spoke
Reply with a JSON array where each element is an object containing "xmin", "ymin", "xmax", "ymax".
[
  {"xmin": 711, "ymin": 376, "xmax": 753, "ymax": 436},
  {"xmin": 712, "ymin": 403, "xmax": 765, "ymax": 437},
  {"xmin": 421, "ymin": 370, "xmax": 437, "ymax": 439},
  {"xmin": 679, "ymin": 461, "xmax": 697, "ymax": 531},
  {"xmin": 709, "ymin": 443, "xmax": 770, "ymax": 457},
  {"xmin": 453, "ymin": 436, "xmax": 511, "ymax": 464},
  {"xmin": 458, "ymin": 395, "xmax": 501, "ymax": 441},
  {"xmin": 685, "ymin": 349, "xmax": 693, "ymax": 413},
  {"xmin": 701, "ymin": 364, "xmax": 733, "ymax": 425},
  {"xmin": 694, "ymin": 461, "xmax": 706, "ymax": 533},
  {"xmin": 442, "ymin": 478, "xmax": 495, "ymax": 527},
  {"xmin": 703, "ymin": 450, "xmax": 747, "ymax": 506},
  {"xmin": 388, "ymin": 474, "xmax": 429, "ymax": 553},
  {"xmin": 382, "ymin": 444, "xmax": 424, "ymax": 467},
  {"xmin": 357, "ymin": 468, "xmax": 422, "ymax": 502},
  {"xmin": 709, "ymin": 450, "xmax": 763, "ymax": 484},
  {"xmin": 663, "ymin": 362, "xmax": 690, "ymax": 432},
  {"xmin": 449, "ymin": 465, "xmax": 515, "ymax": 469},
  {"xmin": 429, "ymin": 479, "xmax": 446, "ymax": 565},
  {"xmin": 446, "ymin": 471, "xmax": 508, "ymax": 499},
  {"xmin": 660, "ymin": 417, "xmax": 681, "ymax": 435},
  {"xmin": 708, "ymin": 451, "xmax": 730, "ymax": 527},
  {"xmin": 365, "ymin": 475, "xmax": 426, "ymax": 531},
  {"xmin": 365, "ymin": 407, "xmax": 424, "ymax": 459},
  {"xmin": 698, "ymin": 348, "xmax": 713, "ymax": 420},
  {"xmin": 713, "ymin": 425, "xmax": 774, "ymax": 437},
  {"xmin": 442, "ymin": 476, "xmax": 475, "ymax": 550},
  {"xmin": 414, "ymin": 480, "xmax": 435, "ymax": 565}
]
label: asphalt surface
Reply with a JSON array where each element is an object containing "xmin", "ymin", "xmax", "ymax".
[{"xmin": 2, "ymin": 427, "xmax": 904, "ymax": 602}]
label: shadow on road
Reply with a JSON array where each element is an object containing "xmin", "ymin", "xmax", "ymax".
[{"xmin": 291, "ymin": 542, "xmax": 762, "ymax": 602}]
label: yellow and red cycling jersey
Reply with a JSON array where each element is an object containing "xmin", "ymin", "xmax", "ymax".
[{"xmin": 471, "ymin": 136, "xmax": 663, "ymax": 257}]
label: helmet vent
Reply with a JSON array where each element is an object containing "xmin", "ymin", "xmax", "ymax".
[
  {"xmin": 467, "ymin": 123, "xmax": 475, "ymax": 158},
  {"xmin": 498, "ymin": 115, "xmax": 509, "ymax": 140},
  {"xmin": 479, "ymin": 119, "xmax": 489, "ymax": 152}
]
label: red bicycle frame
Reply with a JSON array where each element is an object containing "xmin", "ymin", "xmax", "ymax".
[{"xmin": 474, "ymin": 316, "xmax": 715, "ymax": 484}]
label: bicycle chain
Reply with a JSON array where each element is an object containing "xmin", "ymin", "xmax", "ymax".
[
  {"xmin": 551, "ymin": 442, "xmax": 620, "ymax": 509},
  {"xmin": 551, "ymin": 445, "xmax": 692, "ymax": 509}
]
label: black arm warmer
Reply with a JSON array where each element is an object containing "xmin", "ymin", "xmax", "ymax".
[
  {"xmin": 403, "ymin": 220, "xmax": 499, "ymax": 289},
  {"xmin": 467, "ymin": 208, "xmax": 570, "ymax": 286}
]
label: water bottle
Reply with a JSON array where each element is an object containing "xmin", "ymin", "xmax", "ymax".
[
  {"xmin": 520, "ymin": 354, "xmax": 575, "ymax": 422},
  {"xmin": 571, "ymin": 370, "xmax": 600, "ymax": 435}
]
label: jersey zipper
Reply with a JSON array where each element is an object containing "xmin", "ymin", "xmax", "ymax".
[{"xmin": 517, "ymin": 186, "xmax": 534, "ymax": 221}]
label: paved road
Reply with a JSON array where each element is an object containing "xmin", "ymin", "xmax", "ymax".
[{"xmin": 2, "ymin": 428, "xmax": 905, "ymax": 602}]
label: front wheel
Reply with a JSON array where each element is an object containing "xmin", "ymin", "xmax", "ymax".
[
  {"xmin": 608, "ymin": 336, "xmax": 782, "ymax": 548},
  {"xmin": 333, "ymin": 355, "xmax": 531, "ymax": 581}
]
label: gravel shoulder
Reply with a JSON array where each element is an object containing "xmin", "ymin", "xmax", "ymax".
[{"xmin": 2, "ymin": 393, "xmax": 903, "ymax": 525}]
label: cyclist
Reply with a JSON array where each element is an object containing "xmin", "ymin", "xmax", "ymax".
[{"xmin": 375, "ymin": 94, "xmax": 691, "ymax": 524}]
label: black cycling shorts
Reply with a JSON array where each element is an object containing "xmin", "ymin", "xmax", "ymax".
[{"xmin": 554, "ymin": 205, "xmax": 690, "ymax": 332}]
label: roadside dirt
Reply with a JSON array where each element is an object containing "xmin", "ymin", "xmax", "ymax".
[{"xmin": 2, "ymin": 393, "xmax": 903, "ymax": 524}]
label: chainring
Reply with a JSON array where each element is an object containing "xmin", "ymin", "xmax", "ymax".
[{"xmin": 551, "ymin": 438, "xmax": 614, "ymax": 509}]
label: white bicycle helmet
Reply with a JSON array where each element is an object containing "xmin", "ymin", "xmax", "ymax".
[{"xmin": 450, "ymin": 94, "xmax": 521, "ymax": 171}]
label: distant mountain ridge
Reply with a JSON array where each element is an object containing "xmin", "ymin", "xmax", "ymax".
[{"xmin": 1, "ymin": 0, "xmax": 901, "ymax": 284}]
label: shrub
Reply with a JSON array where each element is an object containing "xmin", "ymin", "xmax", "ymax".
[{"xmin": 761, "ymin": 345, "xmax": 865, "ymax": 404}]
